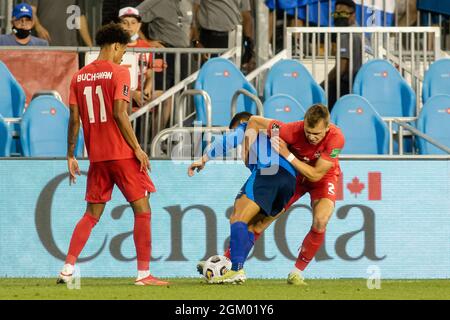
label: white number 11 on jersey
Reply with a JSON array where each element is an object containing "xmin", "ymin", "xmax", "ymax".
[{"xmin": 83, "ymin": 85, "xmax": 107, "ymax": 123}]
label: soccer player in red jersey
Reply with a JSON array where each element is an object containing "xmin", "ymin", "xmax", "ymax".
[
  {"xmin": 57, "ymin": 23, "xmax": 168, "ymax": 286},
  {"xmin": 245, "ymin": 104, "xmax": 345, "ymax": 285}
]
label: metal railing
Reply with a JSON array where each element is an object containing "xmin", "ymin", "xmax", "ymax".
[
  {"xmin": 176, "ymin": 90, "xmax": 213, "ymax": 128},
  {"xmin": 129, "ymin": 47, "xmax": 241, "ymax": 153},
  {"xmin": 128, "ymin": 25, "xmax": 242, "ymax": 153},
  {"xmin": 286, "ymin": 26, "xmax": 441, "ymax": 111},
  {"xmin": 230, "ymin": 88, "xmax": 264, "ymax": 118},
  {"xmin": 394, "ymin": 120, "xmax": 450, "ymax": 155},
  {"xmin": 0, "ymin": 42, "xmax": 241, "ymax": 155},
  {"xmin": 267, "ymin": 0, "xmax": 449, "ymax": 55},
  {"xmin": 151, "ymin": 125, "xmax": 232, "ymax": 159},
  {"xmin": 383, "ymin": 116, "xmax": 417, "ymax": 155}
]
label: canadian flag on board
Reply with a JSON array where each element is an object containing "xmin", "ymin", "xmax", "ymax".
[{"xmin": 336, "ymin": 172, "xmax": 382, "ymax": 201}]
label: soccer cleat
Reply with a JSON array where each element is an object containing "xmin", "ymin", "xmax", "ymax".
[
  {"xmin": 209, "ymin": 269, "xmax": 246, "ymax": 284},
  {"xmin": 56, "ymin": 272, "xmax": 73, "ymax": 285},
  {"xmin": 287, "ymin": 271, "xmax": 307, "ymax": 286},
  {"xmin": 135, "ymin": 274, "xmax": 169, "ymax": 286},
  {"xmin": 196, "ymin": 261, "xmax": 205, "ymax": 276}
]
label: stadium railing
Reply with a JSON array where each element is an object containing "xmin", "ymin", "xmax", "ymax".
[
  {"xmin": 285, "ymin": 26, "xmax": 442, "ymax": 111},
  {"xmin": 0, "ymin": 38, "xmax": 242, "ymax": 157},
  {"xmin": 266, "ymin": 0, "xmax": 450, "ymax": 55},
  {"xmin": 149, "ymin": 25, "xmax": 448, "ymax": 159}
]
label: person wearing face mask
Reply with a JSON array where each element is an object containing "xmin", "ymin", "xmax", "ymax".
[
  {"xmin": 119, "ymin": 7, "xmax": 169, "ymax": 139},
  {"xmin": 119, "ymin": 7, "xmax": 155, "ymax": 110},
  {"xmin": 0, "ymin": 3, "xmax": 48, "ymax": 46},
  {"xmin": 322, "ymin": 0, "xmax": 362, "ymax": 111}
]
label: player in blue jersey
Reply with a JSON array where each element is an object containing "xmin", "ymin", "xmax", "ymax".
[{"xmin": 188, "ymin": 112, "xmax": 297, "ymax": 284}]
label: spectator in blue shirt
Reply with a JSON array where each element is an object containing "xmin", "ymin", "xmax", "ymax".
[{"xmin": 0, "ymin": 3, "xmax": 48, "ymax": 46}]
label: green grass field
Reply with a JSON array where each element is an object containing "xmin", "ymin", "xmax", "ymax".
[{"xmin": 0, "ymin": 278, "xmax": 449, "ymax": 300}]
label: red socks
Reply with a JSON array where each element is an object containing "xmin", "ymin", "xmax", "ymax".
[
  {"xmin": 65, "ymin": 211, "xmax": 152, "ymax": 273},
  {"xmin": 65, "ymin": 213, "xmax": 99, "ymax": 265},
  {"xmin": 134, "ymin": 212, "xmax": 151, "ymax": 271},
  {"xmin": 295, "ymin": 227, "xmax": 325, "ymax": 271}
]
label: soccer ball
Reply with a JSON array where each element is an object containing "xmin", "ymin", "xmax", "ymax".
[{"xmin": 203, "ymin": 255, "xmax": 232, "ymax": 282}]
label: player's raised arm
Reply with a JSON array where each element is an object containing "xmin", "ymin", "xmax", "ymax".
[
  {"xmin": 67, "ymin": 103, "xmax": 81, "ymax": 185},
  {"xmin": 188, "ymin": 113, "xmax": 249, "ymax": 177},
  {"xmin": 113, "ymin": 99, "xmax": 150, "ymax": 172},
  {"xmin": 243, "ymin": 116, "xmax": 272, "ymax": 164}
]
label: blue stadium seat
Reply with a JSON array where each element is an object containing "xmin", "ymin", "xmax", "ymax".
[
  {"xmin": 353, "ymin": 59, "xmax": 416, "ymax": 119},
  {"xmin": 0, "ymin": 115, "xmax": 12, "ymax": 157},
  {"xmin": 194, "ymin": 58, "xmax": 257, "ymax": 126},
  {"xmin": 422, "ymin": 58, "xmax": 450, "ymax": 104},
  {"xmin": 331, "ymin": 94, "xmax": 389, "ymax": 154},
  {"xmin": 0, "ymin": 61, "xmax": 25, "ymax": 118},
  {"xmin": 0, "ymin": 61, "xmax": 26, "ymax": 155},
  {"xmin": 20, "ymin": 96, "xmax": 83, "ymax": 157},
  {"xmin": 264, "ymin": 59, "xmax": 326, "ymax": 110},
  {"xmin": 263, "ymin": 94, "xmax": 306, "ymax": 122},
  {"xmin": 416, "ymin": 94, "xmax": 450, "ymax": 155}
]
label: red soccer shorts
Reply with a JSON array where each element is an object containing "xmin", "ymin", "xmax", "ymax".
[
  {"xmin": 85, "ymin": 158, "xmax": 156, "ymax": 203},
  {"xmin": 285, "ymin": 175, "xmax": 339, "ymax": 210}
]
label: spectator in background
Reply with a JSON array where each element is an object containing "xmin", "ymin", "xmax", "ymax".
[
  {"xmin": 0, "ymin": 3, "xmax": 48, "ymax": 46},
  {"xmin": 192, "ymin": 0, "xmax": 255, "ymax": 73},
  {"xmin": 323, "ymin": 0, "xmax": 362, "ymax": 111},
  {"xmin": 27, "ymin": 0, "xmax": 93, "ymax": 46},
  {"xmin": 119, "ymin": 6, "xmax": 166, "ymax": 110},
  {"xmin": 396, "ymin": 0, "xmax": 418, "ymax": 26},
  {"xmin": 137, "ymin": 0, "xmax": 193, "ymax": 50},
  {"xmin": 136, "ymin": 0, "xmax": 193, "ymax": 133},
  {"xmin": 102, "ymin": 0, "xmax": 157, "ymax": 44},
  {"xmin": 103, "ymin": 0, "xmax": 144, "ymax": 25}
]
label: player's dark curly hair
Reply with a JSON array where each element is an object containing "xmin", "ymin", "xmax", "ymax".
[
  {"xmin": 305, "ymin": 104, "xmax": 330, "ymax": 127},
  {"xmin": 95, "ymin": 23, "xmax": 130, "ymax": 47},
  {"xmin": 229, "ymin": 112, "xmax": 253, "ymax": 129}
]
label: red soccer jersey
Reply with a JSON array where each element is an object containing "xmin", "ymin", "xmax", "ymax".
[
  {"xmin": 268, "ymin": 120, "xmax": 345, "ymax": 180},
  {"xmin": 128, "ymin": 39, "xmax": 154, "ymax": 78},
  {"xmin": 69, "ymin": 60, "xmax": 135, "ymax": 162}
]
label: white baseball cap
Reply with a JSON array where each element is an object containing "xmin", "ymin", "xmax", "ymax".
[{"xmin": 118, "ymin": 7, "xmax": 141, "ymax": 21}]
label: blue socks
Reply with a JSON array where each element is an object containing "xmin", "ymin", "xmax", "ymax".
[
  {"xmin": 244, "ymin": 231, "xmax": 255, "ymax": 259},
  {"xmin": 230, "ymin": 222, "xmax": 255, "ymax": 271}
]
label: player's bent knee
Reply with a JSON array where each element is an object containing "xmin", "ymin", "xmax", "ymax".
[
  {"xmin": 130, "ymin": 196, "xmax": 150, "ymax": 214},
  {"xmin": 312, "ymin": 219, "xmax": 329, "ymax": 232}
]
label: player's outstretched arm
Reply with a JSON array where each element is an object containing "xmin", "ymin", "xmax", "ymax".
[
  {"xmin": 188, "ymin": 125, "xmax": 246, "ymax": 176},
  {"xmin": 271, "ymin": 136, "xmax": 333, "ymax": 182},
  {"xmin": 67, "ymin": 104, "xmax": 81, "ymax": 185},
  {"xmin": 113, "ymin": 99, "xmax": 150, "ymax": 172}
]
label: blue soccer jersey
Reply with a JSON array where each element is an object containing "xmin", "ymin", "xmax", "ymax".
[{"xmin": 205, "ymin": 123, "xmax": 296, "ymax": 177}]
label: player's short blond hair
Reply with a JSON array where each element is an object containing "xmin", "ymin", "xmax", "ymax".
[{"xmin": 304, "ymin": 104, "xmax": 330, "ymax": 128}]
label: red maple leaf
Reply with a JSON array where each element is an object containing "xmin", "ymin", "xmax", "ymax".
[{"xmin": 347, "ymin": 177, "xmax": 364, "ymax": 198}]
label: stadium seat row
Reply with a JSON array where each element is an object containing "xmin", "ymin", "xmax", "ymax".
[
  {"xmin": 192, "ymin": 57, "xmax": 450, "ymax": 154},
  {"xmin": 0, "ymin": 95, "xmax": 84, "ymax": 157},
  {"xmin": 0, "ymin": 61, "xmax": 84, "ymax": 157},
  {"xmin": 331, "ymin": 93, "xmax": 450, "ymax": 155},
  {"xmin": 1, "ymin": 57, "xmax": 449, "ymax": 156}
]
